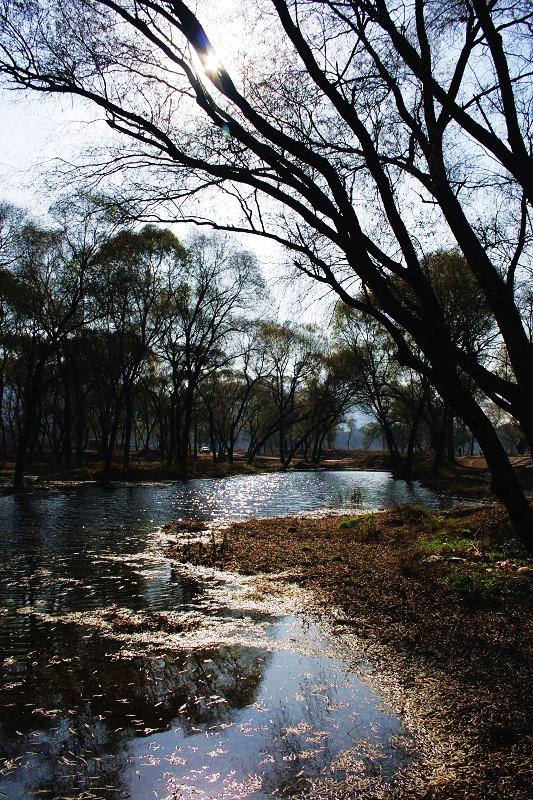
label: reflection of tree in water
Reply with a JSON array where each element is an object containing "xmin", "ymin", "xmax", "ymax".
[
  {"xmin": 256, "ymin": 666, "xmax": 343, "ymax": 794},
  {"xmin": 0, "ymin": 619, "xmax": 270, "ymax": 799},
  {"xmin": 252, "ymin": 662, "xmax": 384, "ymax": 797},
  {"xmin": 0, "ymin": 546, "xmax": 200, "ymax": 620}
]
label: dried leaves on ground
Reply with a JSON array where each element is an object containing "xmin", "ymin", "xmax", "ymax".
[{"xmin": 171, "ymin": 504, "xmax": 533, "ymax": 800}]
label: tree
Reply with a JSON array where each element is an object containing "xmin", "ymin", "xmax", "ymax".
[
  {"xmin": 5, "ymin": 222, "xmax": 95, "ymax": 487},
  {"xmin": 346, "ymin": 418, "xmax": 358, "ymax": 452},
  {"xmin": 1, "ymin": 1, "xmax": 533, "ymax": 546},
  {"xmin": 0, "ymin": 203, "xmax": 25, "ymax": 454},
  {"xmin": 244, "ymin": 321, "xmax": 322, "ymax": 467},
  {"xmin": 334, "ymin": 305, "xmax": 404, "ymax": 464},
  {"xmin": 160, "ymin": 233, "xmax": 263, "ymax": 477},
  {"xmin": 334, "ymin": 250, "xmax": 496, "ymax": 474},
  {"xmin": 199, "ymin": 325, "xmax": 271, "ymax": 463},
  {"xmin": 294, "ymin": 349, "xmax": 354, "ymax": 465},
  {"xmin": 92, "ymin": 225, "xmax": 183, "ymax": 475}
]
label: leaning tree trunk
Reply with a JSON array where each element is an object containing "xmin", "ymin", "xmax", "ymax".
[{"xmin": 437, "ymin": 370, "xmax": 533, "ymax": 553}]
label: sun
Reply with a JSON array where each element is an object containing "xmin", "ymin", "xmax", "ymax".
[{"xmin": 203, "ymin": 50, "xmax": 222, "ymax": 76}]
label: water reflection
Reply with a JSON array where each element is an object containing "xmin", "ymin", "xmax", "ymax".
[
  {"xmin": 0, "ymin": 471, "xmax": 428, "ymax": 798},
  {"xmin": 0, "ymin": 610, "xmax": 415, "ymax": 799},
  {"xmin": 0, "ymin": 470, "xmax": 452, "ymax": 544}
]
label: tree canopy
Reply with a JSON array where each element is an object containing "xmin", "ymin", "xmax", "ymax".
[{"xmin": 0, "ymin": 0, "xmax": 532, "ymax": 545}]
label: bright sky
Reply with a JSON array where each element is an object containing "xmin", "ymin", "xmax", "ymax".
[
  {"xmin": 0, "ymin": 93, "xmax": 101, "ymax": 214},
  {"xmin": 0, "ymin": 91, "xmax": 331, "ymax": 325},
  {"xmin": 0, "ymin": 0, "xmax": 341, "ymax": 327}
]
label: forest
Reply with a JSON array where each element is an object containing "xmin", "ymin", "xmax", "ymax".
[{"xmin": 1, "ymin": 199, "xmax": 513, "ymax": 490}]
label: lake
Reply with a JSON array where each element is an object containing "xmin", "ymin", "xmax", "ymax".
[{"xmin": 0, "ymin": 470, "xmax": 450, "ymax": 798}]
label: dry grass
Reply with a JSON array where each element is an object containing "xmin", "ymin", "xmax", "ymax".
[{"xmin": 173, "ymin": 504, "xmax": 533, "ymax": 800}]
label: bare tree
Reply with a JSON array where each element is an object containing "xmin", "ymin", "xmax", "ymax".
[
  {"xmin": 160, "ymin": 233, "xmax": 263, "ymax": 477},
  {"xmin": 1, "ymin": 1, "xmax": 533, "ymax": 545},
  {"xmin": 92, "ymin": 225, "xmax": 182, "ymax": 475},
  {"xmin": 6, "ymin": 223, "xmax": 96, "ymax": 487}
]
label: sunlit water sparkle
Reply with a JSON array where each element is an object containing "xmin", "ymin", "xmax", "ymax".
[{"xmin": 0, "ymin": 470, "xmax": 452, "ymax": 798}]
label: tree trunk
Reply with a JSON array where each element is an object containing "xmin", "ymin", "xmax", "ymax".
[
  {"xmin": 380, "ymin": 417, "xmax": 404, "ymax": 473},
  {"xmin": 102, "ymin": 408, "xmax": 121, "ymax": 481},
  {"xmin": 13, "ymin": 373, "xmax": 42, "ymax": 490},
  {"xmin": 13, "ymin": 413, "xmax": 33, "ymax": 490},
  {"xmin": 166, "ymin": 396, "xmax": 176, "ymax": 467},
  {"xmin": 446, "ymin": 407, "xmax": 456, "ymax": 463},
  {"xmin": 74, "ymin": 365, "xmax": 84, "ymax": 467},
  {"xmin": 279, "ymin": 418, "xmax": 286, "ymax": 465},
  {"xmin": 0, "ymin": 379, "xmax": 6, "ymax": 456},
  {"xmin": 62, "ymin": 361, "xmax": 72, "ymax": 470},
  {"xmin": 437, "ymin": 370, "xmax": 533, "ymax": 552},
  {"xmin": 122, "ymin": 388, "xmax": 133, "ymax": 469},
  {"xmin": 175, "ymin": 388, "xmax": 194, "ymax": 479}
]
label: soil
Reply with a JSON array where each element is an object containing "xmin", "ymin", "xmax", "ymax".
[{"xmin": 169, "ymin": 504, "xmax": 533, "ymax": 799}]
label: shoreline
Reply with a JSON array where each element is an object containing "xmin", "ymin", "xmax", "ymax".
[
  {"xmin": 166, "ymin": 504, "xmax": 533, "ymax": 799},
  {"xmin": 2, "ymin": 451, "xmax": 532, "ymax": 796},
  {"xmin": 2, "ymin": 451, "xmax": 531, "ymax": 501}
]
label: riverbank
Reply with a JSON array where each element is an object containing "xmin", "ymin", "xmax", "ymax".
[
  {"xmin": 2, "ymin": 450, "xmax": 532, "ymax": 500},
  {"xmin": 167, "ymin": 504, "xmax": 533, "ymax": 799},
  {"xmin": 0, "ymin": 454, "xmax": 279, "ymax": 487}
]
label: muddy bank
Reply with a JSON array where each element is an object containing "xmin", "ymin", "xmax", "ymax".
[
  {"xmin": 168, "ymin": 505, "xmax": 533, "ymax": 799},
  {"xmin": 0, "ymin": 454, "xmax": 277, "ymax": 488}
]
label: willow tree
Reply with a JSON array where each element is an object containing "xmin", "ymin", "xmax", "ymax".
[
  {"xmin": 1, "ymin": 0, "xmax": 533, "ymax": 547},
  {"xmin": 92, "ymin": 225, "xmax": 184, "ymax": 475}
]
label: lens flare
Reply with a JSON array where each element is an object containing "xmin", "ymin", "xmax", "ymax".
[{"xmin": 203, "ymin": 50, "xmax": 221, "ymax": 75}]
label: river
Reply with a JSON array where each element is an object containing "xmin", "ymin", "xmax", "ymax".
[{"xmin": 0, "ymin": 470, "xmax": 452, "ymax": 799}]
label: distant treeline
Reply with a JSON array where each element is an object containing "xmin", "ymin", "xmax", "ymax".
[{"xmin": 0, "ymin": 202, "xmax": 521, "ymax": 487}]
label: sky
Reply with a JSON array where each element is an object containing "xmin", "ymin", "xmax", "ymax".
[
  {"xmin": 0, "ymin": 5, "xmax": 373, "ymax": 430},
  {"xmin": 0, "ymin": 93, "xmax": 100, "ymax": 212},
  {"xmin": 0, "ymin": 85, "xmax": 336, "ymax": 329}
]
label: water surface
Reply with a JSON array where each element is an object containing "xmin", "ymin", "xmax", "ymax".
[{"xmin": 0, "ymin": 470, "xmax": 441, "ymax": 798}]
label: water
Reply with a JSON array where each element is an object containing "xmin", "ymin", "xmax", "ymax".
[{"xmin": 0, "ymin": 471, "xmax": 442, "ymax": 798}]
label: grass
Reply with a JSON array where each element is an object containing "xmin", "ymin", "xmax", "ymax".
[
  {"xmin": 438, "ymin": 568, "xmax": 505, "ymax": 601},
  {"xmin": 171, "ymin": 502, "xmax": 533, "ymax": 800},
  {"xmin": 339, "ymin": 513, "xmax": 381, "ymax": 541}
]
